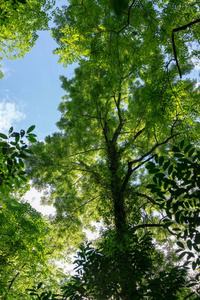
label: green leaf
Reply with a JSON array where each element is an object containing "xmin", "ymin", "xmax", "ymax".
[
  {"xmin": 0, "ymin": 133, "xmax": 8, "ymax": 139},
  {"xmin": 20, "ymin": 129, "xmax": 25, "ymax": 138},
  {"xmin": 188, "ymin": 148, "xmax": 195, "ymax": 157},
  {"xmin": 172, "ymin": 146, "xmax": 180, "ymax": 152},
  {"xmin": 19, "ymin": 159, "xmax": 24, "ymax": 168},
  {"xmin": 153, "ymin": 176, "xmax": 157, "ymax": 184},
  {"xmin": 168, "ymin": 165, "xmax": 173, "ymax": 175},
  {"xmin": 187, "ymin": 252, "xmax": 195, "ymax": 260},
  {"xmin": 27, "ymin": 136, "xmax": 37, "ymax": 143},
  {"xmin": 158, "ymin": 156, "xmax": 164, "ymax": 166},
  {"xmin": 146, "ymin": 184, "xmax": 157, "ymax": 189},
  {"xmin": 163, "ymin": 179, "xmax": 169, "ymax": 190},
  {"xmin": 177, "ymin": 241, "xmax": 184, "ymax": 249},
  {"xmin": 184, "ymin": 144, "xmax": 193, "ymax": 154},
  {"xmin": 11, "ymin": 132, "xmax": 20, "ymax": 142},
  {"xmin": 163, "ymin": 221, "xmax": 174, "ymax": 228},
  {"xmin": 27, "ymin": 125, "xmax": 36, "ymax": 133},
  {"xmin": 179, "ymin": 139, "xmax": 184, "ymax": 149},
  {"xmin": 148, "ymin": 168, "xmax": 160, "ymax": 174},
  {"xmin": 193, "ymin": 244, "xmax": 200, "ymax": 252},
  {"xmin": 37, "ymin": 282, "xmax": 43, "ymax": 289},
  {"xmin": 163, "ymin": 160, "xmax": 170, "ymax": 170},
  {"xmin": 178, "ymin": 251, "xmax": 187, "ymax": 260},
  {"xmin": 9, "ymin": 126, "xmax": 14, "ymax": 134},
  {"xmin": 195, "ymin": 233, "xmax": 200, "ymax": 244},
  {"xmin": 192, "ymin": 261, "xmax": 197, "ymax": 270},
  {"xmin": 187, "ymin": 240, "xmax": 192, "ymax": 250}
]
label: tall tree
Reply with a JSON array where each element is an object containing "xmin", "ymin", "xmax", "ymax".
[{"xmin": 27, "ymin": 0, "xmax": 200, "ymax": 298}]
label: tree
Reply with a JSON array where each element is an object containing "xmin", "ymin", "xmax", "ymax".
[
  {"xmin": 59, "ymin": 141, "xmax": 200, "ymax": 299},
  {"xmin": 0, "ymin": 0, "xmax": 54, "ymax": 77},
  {"xmin": 0, "ymin": 127, "xmax": 66, "ymax": 300},
  {"xmin": 61, "ymin": 239, "xmax": 190, "ymax": 300},
  {"xmin": 26, "ymin": 0, "xmax": 200, "ymax": 298}
]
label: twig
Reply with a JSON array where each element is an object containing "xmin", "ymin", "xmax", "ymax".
[
  {"xmin": 129, "ymin": 133, "xmax": 179, "ymax": 165},
  {"xmin": 183, "ymin": 291, "xmax": 196, "ymax": 300},
  {"xmin": 133, "ymin": 223, "xmax": 164, "ymax": 230},
  {"xmin": 135, "ymin": 192, "xmax": 157, "ymax": 205},
  {"xmin": 117, "ymin": 0, "xmax": 136, "ymax": 34},
  {"xmin": 172, "ymin": 19, "xmax": 200, "ymax": 78}
]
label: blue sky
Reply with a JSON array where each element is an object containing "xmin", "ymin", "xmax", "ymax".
[
  {"xmin": 0, "ymin": 0, "xmax": 74, "ymax": 140},
  {"xmin": 0, "ymin": 0, "xmax": 74, "ymax": 214}
]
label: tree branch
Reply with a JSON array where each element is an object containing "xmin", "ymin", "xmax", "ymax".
[
  {"xmin": 121, "ymin": 154, "xmax": 155, "ymax": 195},
  {"xmin": 117, "ymin": 0, "xmax": 136, "ymax": 34},
  {"xmin": 8, "ymin": 263, "xmax": 26, "ymax": 290},
  {"xmin": 72, "ymin": 195, "xmax": 100, "ymax": 215},
  {"xmin": 133, "ymin": 127, "xmax": 145, "ymax": 142},
  {"xmin": 133, "ymin": 223, "xmax": 164, "ymax": 230},
  {"xmin": 66, "ymin": 148, "xmax": 105, "ymax": 159},
  {"xmin": 183, "ymin": 291, "xmax": 196, "ymax": 300},
  {"xmin": 135, "ymin": 192, "xmax": 157, "ymax": 205},
  {"xmin": 120, "ymin": 133, "xmax": 178, "ymax": 193},
  {"xmin": 129, "ymin": 133, "xmax": 179, "ymax": 166},
  {"xmin": 172, "ymin": 19, "xmax": 200, "ymax": 78},
  {"xmin": 131, "ymin": 154, "xmax": 156, "ymax": 172}
]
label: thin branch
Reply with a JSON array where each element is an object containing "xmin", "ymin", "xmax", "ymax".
[
  {"xmin": 129, "ymin": 133, "xmax": 179, "ymax": 166},
  {"xmin": 66, "ymin": 148, "xmax": 105, "ymax": 159},
  {"xmin": 64, "ymin": 196, "xmax": 101, "ymax": 230},
  {"xmin": 72, "ymin": 195, "xmax": 100, "ymax": 215},
  {"xmin": 131, "ymin": 154, "xmax": 156, "ymax": 172},
  {"xmin": 135, "ymin": 192, "xmax": 157, "ymax": 205},
  {"xmin": 172, "ymin": 19, "xmax": 200, "ymax": 78},
  {"xmin": 173, "ymin": 19, "xmax": 200, "ymax": 33},
  {"xmin": 121, "ymin": 71, "xmax": 133, "ymax": 80},
  {"xmin": 73, "ymin": 174, "xmax": 85, "ymax": 186},
  {"xmin": 117, "ymin": 0, "xmax": 136, "ymax": 34},
  {"xmin": 121, "ymin": 154, "xmax": 155, "ymax": 194},
  {"xmin": 172, "ymin": 31, "xmax": 182, "ymax": 78},
  {"xmin": 183, "ymin": 291, "xmax": 196, "ymax": 300},
  {"xmin": 8, "ymin": 272, "xmax": 20, "ymax": 290},
  {"xmin": 133, "ymin": 127, "xmax": 145, "ymax": 142},
  {"xmin": 133, "ymin": 223, "xmax": 164, "ymax": 230},
  {"xmin": 82, "ymin": 113, "xmax": 105, "ymax": 120},
  {"xmin": 171, "ymin": 115, "xmax": 179, "ymax": 136},
  {"xmin": 8, "ymin": 263, "xmax": 26, "ymax": 290}
]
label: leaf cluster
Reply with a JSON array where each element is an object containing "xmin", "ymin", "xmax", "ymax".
[{"xmin": 146, "ymin": 141, "xmax": 200, "ymax": 273}]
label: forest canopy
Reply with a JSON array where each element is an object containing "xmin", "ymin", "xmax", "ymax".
[
  {"xmin": 2, "ymin": 0, "xmax": 200, "ymax": 299},
  {"xmin": 0, "ymin": 0, "xmax": 54, "ymax": 78}
]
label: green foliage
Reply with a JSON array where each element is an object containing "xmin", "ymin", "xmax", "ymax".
[
  {"xmin": 0, "ymin": 195, "xmax": 65, "ymax": 300},
  {"xmin": 146, "ymin": 141, "xmax": 200, "ymax": 272},
  {"xmin": 27, "ymin": 281, "xmax": 62, "ymax": 300},
  {"xmin": 61, "ymin": 230, "xmax": 190, "ymax": 300},
  {"xmin": 109, "ymin": 0, "xmax": 129, "ymax": 16},
  {"xmin": 0, "ymin": 127, "xmax": 66, "ymax": 300},
  {"xmin": 24, "ymin": 0, "xmax": 200, "ymax": 299},
  {"xmin": 0, "ymin": 0, "xmax": 55, "ymax": 77},
  {"xmin": 0, "ymin": 126, "xmax": 37, "ymax": 196}
]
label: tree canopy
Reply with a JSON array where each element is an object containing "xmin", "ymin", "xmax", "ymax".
[
  {"xmin": 0, "ymin": 128, "xmax": 66, "ymax": 300},
  {"xmin": 2, "ymin": 0, "xmax": 200, "ymax": 299},
  {"xmin": 0, "ymin": 0, "xmax": 54, "ymax": 77}
]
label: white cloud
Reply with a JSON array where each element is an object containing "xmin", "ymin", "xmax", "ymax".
[
  {"xmin": 24, "ymin": 187, "xmax": 56, "ymax": 216},
  {"xmin": 0, "ymin": 99, "xmax": 26, "ymax": 132}
]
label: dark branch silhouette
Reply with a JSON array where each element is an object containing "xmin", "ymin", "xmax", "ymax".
[{"xmin": 172, "ymin": 19, "xmax": 200, "ymax": 78}]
